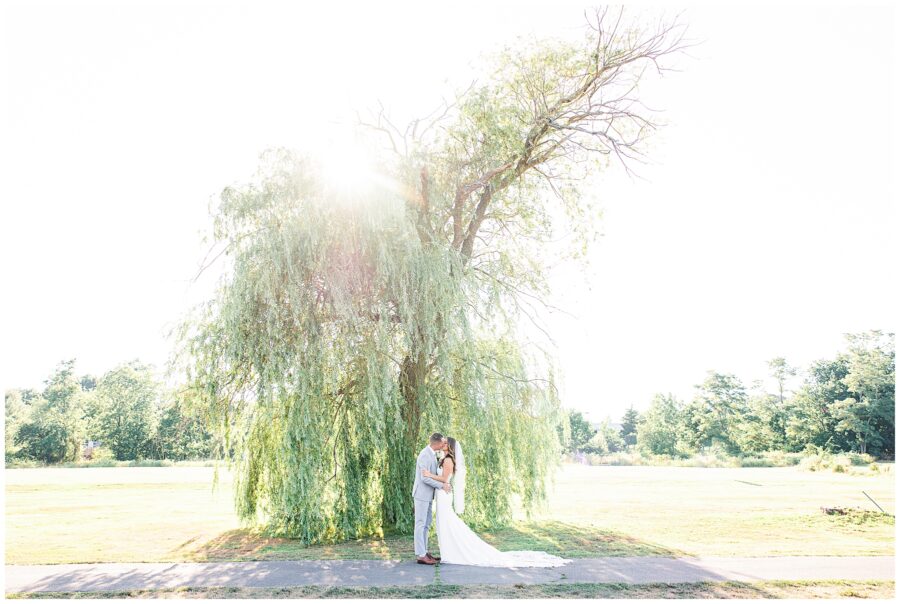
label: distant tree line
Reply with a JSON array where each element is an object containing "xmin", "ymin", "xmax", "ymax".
[
  {"xmin": 5, "ymin": 359, "xmax": 215, "ymax": 464},
  {"xmin": 8, "ymin": 331, "xmax": 893, "ymax": 465},
  {"xmin": 560, "ymin": 331, "xmax": 895, "ymax": 459}
]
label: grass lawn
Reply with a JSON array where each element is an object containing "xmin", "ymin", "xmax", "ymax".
[
  {"xmin": 5, "ymin": 581, "xmax": 896, "ymax": 599},
  {"xmin": 5, "ymin": 464, "xmax": 894, "ymax": 565}
]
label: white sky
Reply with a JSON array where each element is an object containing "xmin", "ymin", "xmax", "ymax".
[{"xmin": 1, "ymin": 1, "xmax": 896, "ymax": 423}]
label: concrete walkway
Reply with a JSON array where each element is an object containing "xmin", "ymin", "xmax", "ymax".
[{"xmin": 5, "ymin": 556, "xmax": 894, "ymax": 593}]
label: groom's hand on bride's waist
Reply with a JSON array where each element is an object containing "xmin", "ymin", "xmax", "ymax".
[{"xmin": 442, "ymin": 483, "xmax": 451, "ymax": 492}]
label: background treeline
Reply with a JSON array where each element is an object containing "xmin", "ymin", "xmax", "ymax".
[
  {"xmin": 5, "ymin": 359, "xmax": 215, "ymax": 465},
  {"xmin": 6, "ymin": 331, "xmax": 894, "ymax": 466},
  {"xmin": 560, "ymin": 331, "xmax": 895, "ymax": 461}
]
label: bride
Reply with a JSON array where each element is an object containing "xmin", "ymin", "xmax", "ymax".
[{"xmin": 422, "ymin": 436, "xmax": 568, "ymax": 568}]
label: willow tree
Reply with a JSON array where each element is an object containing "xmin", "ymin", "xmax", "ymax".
[{"xmin": 171, "ymin": 8, "xmax": 685, "ymax": 542}]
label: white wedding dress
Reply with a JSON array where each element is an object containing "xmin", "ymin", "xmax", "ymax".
[{"xmin": 433, "ymin": 469, "xmax": 568, "ymax": 568}]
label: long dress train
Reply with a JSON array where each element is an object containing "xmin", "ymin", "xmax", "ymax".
[{"xmin": 434, "ymin": 472, "xmax": 568, "ymax": 568}]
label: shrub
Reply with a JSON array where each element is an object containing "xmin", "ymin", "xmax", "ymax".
[
  {"xmin": 173, "ymin": 459, "xmax": 218, "ymax": 467},
  {"xmin": 5, "ymin": 459, "xmax": 44, "ymax": 469},
  {"xmin": 89, "ymin": 447, "xmax": 115, "ymax": 462},
  {"xmin": 848, "ymin": 452, "xmax": 876, "ymax": 466},
  {"xmin": 581, "ymin": 452, "xmax": 646, "ymax": 466},
  {"xmin": 798, "ymin": 451, "xmax": 866, "ymax": 474},
  {"xmin": 127, "ymin": 459, "xmax": 174, "ymax": 467},
  {"xmin": 833, "ymin": 454, "xmax": 852, "ymax": 467},
  {"xmin": 763, "ymin": 450, "xmax": 802, "ymax": 466},
  {"xmin": 739, "ymin": 456, "xmax": 772, "ymax": 468},
  {"xmin": 566, "ymin": 449, "xmax": 876, "ymax": 472}
]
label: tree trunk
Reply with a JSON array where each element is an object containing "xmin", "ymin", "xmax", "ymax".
[
  {"xmin": 382, "ymin": 349, "xmax": 429, "ymax": 530},
  {"xmin": 400, "ymin": 353, "xmax": 425, "ymax": 442}
]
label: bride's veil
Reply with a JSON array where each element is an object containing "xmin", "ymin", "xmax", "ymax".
[{"xmin": 453, "ymin": 440, "xmax": 466, "ymax": 513}]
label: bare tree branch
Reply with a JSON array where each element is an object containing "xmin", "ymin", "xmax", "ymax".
[{"xmin": 445, "ymin": 8, "xmax": 688, "ymax": 262}]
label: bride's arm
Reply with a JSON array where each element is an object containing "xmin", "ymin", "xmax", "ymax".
[{"xmin": 422, "ymin": 458, "xmax": 454, "ymax": 483}]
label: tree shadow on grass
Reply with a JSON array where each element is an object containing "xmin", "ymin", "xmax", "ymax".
[
  {"xmin": 182, "ymin": 521, "xmax": 681, "ymax": 562},
  {"xmin": 480, "ymin": 521, "xmax": 683, "ymax": 558},
  {"xmin": 185, "ymin": 528, "xmax": 417, "ymax": 562}
]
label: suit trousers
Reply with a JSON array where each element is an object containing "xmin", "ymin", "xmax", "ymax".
[{"xmin": 413, "ymin": 496, "xmax": 433, "ymax": 557}]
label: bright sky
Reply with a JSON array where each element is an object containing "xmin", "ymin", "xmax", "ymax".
[{"xmin": 2, "ymin": 1, "xmax": 896, "ymax": 423}]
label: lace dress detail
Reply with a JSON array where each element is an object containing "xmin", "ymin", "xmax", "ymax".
[{"xmin": 434, "ymin": 469, "xmax": 568, "ymax": 568}]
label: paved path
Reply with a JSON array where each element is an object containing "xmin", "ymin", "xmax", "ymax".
[{"xmin": 5, "ymin": 556, "xmax": 894, "ymax": 593}]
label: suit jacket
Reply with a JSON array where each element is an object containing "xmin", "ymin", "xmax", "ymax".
[{"xmin": 412, "ymin": 445, "xmax": 446, "ymax": 502}]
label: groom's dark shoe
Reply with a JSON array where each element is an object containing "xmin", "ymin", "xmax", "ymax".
[
  {"xmin": 426, "ymin": 553, "xmax": 441, "ymax": 562},
  {"xmin": 416, "ymin": 556, "xmax": 436, "ymax": 565}
]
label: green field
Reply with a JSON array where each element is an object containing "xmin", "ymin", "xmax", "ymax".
[{"xmin": 5, "ymin": 463, "xmax": 894, "ymax": 565}]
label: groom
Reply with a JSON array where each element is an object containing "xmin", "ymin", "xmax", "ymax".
[{"xmin": 412, "ymin": 432, "xmax": 451, "ymax": 565}]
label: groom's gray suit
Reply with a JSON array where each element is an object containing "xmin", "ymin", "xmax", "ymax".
[{"xmin": 412, "ymin": 445, "xmax": 447, "ymax": 558}]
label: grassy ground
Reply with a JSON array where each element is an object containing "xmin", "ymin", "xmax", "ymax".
[
  {"xmin": 5, "ymin": 581, "xmax": 895, "ymax": 599},
  {"xmin": 534, "ymin": 464, "xmax": 895, "ymax": 558},
  {"xmin": 5, "ymin": 464, "xmax": 894, "ymax": 565}
]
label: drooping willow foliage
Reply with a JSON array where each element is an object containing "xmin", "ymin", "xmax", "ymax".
[
  {"xmin": 171, "ymin": 9, "xmax": 685, "ymax": 542},
  {"xmin": 176, "ymin": 150, "xmax": 561, "ymax": 541}
]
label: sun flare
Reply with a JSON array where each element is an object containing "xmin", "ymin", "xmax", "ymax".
[{"xmin": 319, "ymin": 136, "xmax": 389, "ymax": 203}]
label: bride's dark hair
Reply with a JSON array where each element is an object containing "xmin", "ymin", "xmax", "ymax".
[{"xmin": 443, "ymin": 436, "xmax": 457, "ymax": 469}]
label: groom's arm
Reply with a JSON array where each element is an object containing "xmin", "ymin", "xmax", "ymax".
[{"xmin": 417, "ymin": 455, "xmax": 448, "ymax": 490}]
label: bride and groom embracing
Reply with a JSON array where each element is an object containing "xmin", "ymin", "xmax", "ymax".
[{"xmin": 412, "ymin": 432, "xmax": 568, "ymax": 568}]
